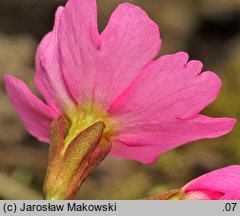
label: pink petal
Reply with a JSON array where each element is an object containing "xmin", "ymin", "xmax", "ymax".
[
  {"xmin": 58, "ymin": 0, "xmax": 161, "ymax": 108},
  {"xmin": 5, "ymin": 75, "xmax": 59, "ymax": 143},
  {"xmin": 110, "ymin": 116, "xmax": 235, "ymax": 164},
  {"xmin": 58, "ymin": 0, "xmax": 101, "ymax": 104},
  {"xmin": 219, "ymin": 190, "xmax": 240, "ymax": 200},
  {"xmin": 35, "ymin": 7, "xmax": 75, "ymax": 111},
  {"xmin": 183, "ymin": 165, "xmax": 240, "ymax": 199},
  {"xmin": 109, "ymin": 52, "xmax": 222, "ymax": 121},
  {"xmin": 184, "ymin": 190, "xmax": 223, "ymax": 200},
  {"xmin": 109, "ymin": 52, "xmax": 236, "ymax": 163},
  {"xmin": 94, "ymin": 3, "xmax": 161, "ymax": 108}
]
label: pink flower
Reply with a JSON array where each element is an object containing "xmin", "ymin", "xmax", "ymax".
[
  {"xmin": 182, "ymin": 165, "xmax": 240, "ymax": 200},
  {"xmin": 4, "ymin": 0, "xmax": 235, "ymax": 165},
  {"xmin": 143, "ymin": 165, "xmax": 240, "ymax": 200}
]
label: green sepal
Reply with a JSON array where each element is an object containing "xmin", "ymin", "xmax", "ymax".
[
  {"xmin": 43, "ymin": 114, "xmax": 111, "ymax": 200},
  {"xmin": 142, "ymin": 189, "xmax": 183, "ymax": 200}
]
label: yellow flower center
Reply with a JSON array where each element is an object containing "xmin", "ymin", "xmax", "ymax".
[{"xmin": 63, "ymin": 103, "xmax": 116, "ymax": 154}]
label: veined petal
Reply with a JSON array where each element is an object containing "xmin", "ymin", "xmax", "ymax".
[
  {"xmin": 184, "ymin": 165, "xmax": 240, "ymax": 196},
  {"xmin": 58, "ymin": 0, "xmax": 161, "ymax": 108},
  {"xmin": 94, "ymin": 3, "xmax": 161, "ymax": 108},
  {"xmin": 108, "ymin": 52, "xmax": 236, "ymax": 163},
  {"xmin": 5, "ymin": 75, "xmax": 59, "ymax": 143},
  {"xmin": 35, "ymin": 7, "xmax": 75, "ymax": 111},
  {"xmin": 58, "ymin": 0, "xmax": 100, "ymax": 104},
  {"xmin": 110, "ymin": 115, "xmax": 235, "ymax": 164},
  {"xmin": 109, "ymin": 52, "xmax": 222, "ymax": 121}
]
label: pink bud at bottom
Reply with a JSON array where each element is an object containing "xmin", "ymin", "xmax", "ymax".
[
  {"xmin": 183, "ymin": 190, "xmax": 224, "ymax": 200},
  {"xmin": 142, "ymin": 189, "xmax": 224, "ymax": 200}
]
